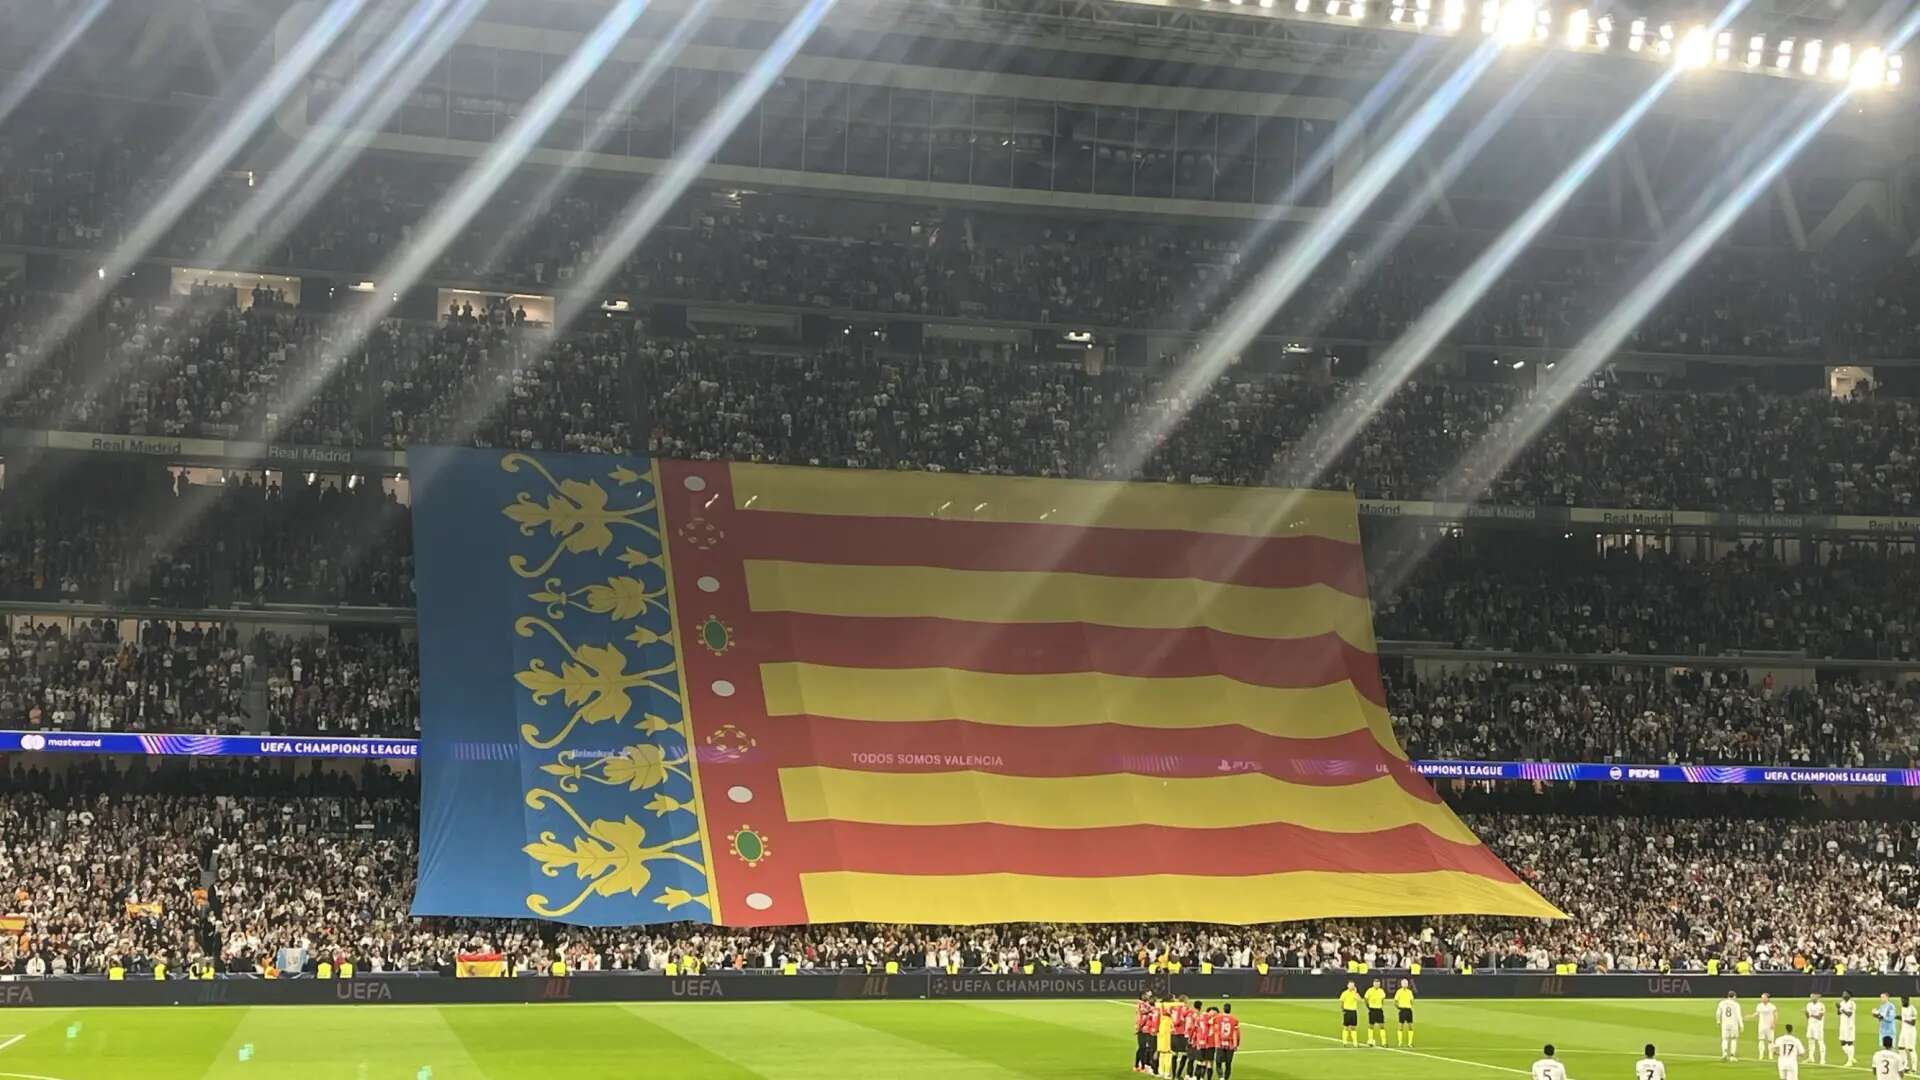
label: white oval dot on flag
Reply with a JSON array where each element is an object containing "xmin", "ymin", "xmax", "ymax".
[
  {"xmin": 696, "ymin": 576, "xmax": 720, "ymax": 593},
  {"xmin": 727, "ymin": 786, "xmax": 753, "ymax": 804},
  {"xmin": 683, "ymin": 475, "xmax": 708, "ymax": 492},
  {"xmin": 711, "ymin": 680, "xmax": 736, "ymax": 697},
  {"xmin": 745, "ymin": 892, "xmax": 773, "ymax": 911}
]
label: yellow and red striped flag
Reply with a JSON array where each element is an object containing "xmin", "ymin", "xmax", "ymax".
[{"xmin": 660, "ymin": 462, "xmax": 1563, "ymax": 925}]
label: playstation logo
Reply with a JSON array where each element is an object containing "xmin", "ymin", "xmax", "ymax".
[
  {"xmin": 20, "ymin": 733, "xmax": 45, "ymax": 751},
  {"xmin": 1607, "ymin": 766, "xmax": 1623, "ymax": 781}
]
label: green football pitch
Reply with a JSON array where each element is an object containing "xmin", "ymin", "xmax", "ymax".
[{"xmin": 0, "ymin": 997, "xmax": 1877, "ymax": 1078}]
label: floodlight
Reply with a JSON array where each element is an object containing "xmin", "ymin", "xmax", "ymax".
[{"xmin": 1567, "ymin": 8, "xmax": 1589, "ymax": 48}]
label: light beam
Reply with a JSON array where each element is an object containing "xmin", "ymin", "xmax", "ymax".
[{"xmin": 1278, "ymin": 0, "xmax": 1752, "ymax": 491}]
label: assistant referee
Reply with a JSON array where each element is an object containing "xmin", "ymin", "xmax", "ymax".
[
  {"xmin": 1394, "ymin": 979, "xmax": 1416, "ymax": 1046},
  {"xmin": 1365, "ymin": 979, "xmax": 1388, "ymax": 1046},
  {"xmin": 1339, "ymin": 981, "xmax": 1361, "ymax": 1046}
]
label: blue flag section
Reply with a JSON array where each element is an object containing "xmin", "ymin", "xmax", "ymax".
[{"xmin": 409, "ymin": 447, "xmax": 714, "ymax": 926}]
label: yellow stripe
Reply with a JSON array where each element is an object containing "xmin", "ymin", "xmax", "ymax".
[
  {"xmin": 744, "ymin": 561, "xmax": 1376, "ymax": 651},
  {"xmin": 798, "ymin": 870, "xmax": 1567, "ymax": 924},
  {"xmin": 760, "ymin": 662, "xmax": 1405, "ymax": 759},
  {"xmin": 778, "ymin": 769, "xmax": 1471, "ymax": 842},
  {"xmin": 728, "ymin": 462, "xmax": 1361, "ymax": 544}
]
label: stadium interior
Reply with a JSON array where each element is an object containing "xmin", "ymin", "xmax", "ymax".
[{"xmin": 3, "ymin": 0, "xmax": 1920, "ymax": 1076}]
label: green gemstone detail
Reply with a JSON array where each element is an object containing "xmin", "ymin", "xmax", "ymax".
[
  {"xmin": 733, "ymin": 830, "xmax": 765, "ymax": 862},
  {"xmin": 700, "ymin": 617, "xmax": 730, "ymax": 652}
]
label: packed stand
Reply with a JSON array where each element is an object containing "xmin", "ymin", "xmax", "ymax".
[
  {"xmin": 265, "ymin": 631, "xmax": 419, "ymax": 737},
  {"xmin": 0, "ymin": 620, "xmax": 253, "ymax": 735},
  {"xmin": 1375, "ymin": 538, "xmax": 1920, "ymax": 659},
  {"xmin": 1390, "ymin": 665, "xmax": 1920, "ymax": 768},
  {"xmin": 4, "ymin": 769, "xmax": 1919, "ymax": 977},
  {"xmin": 0, "ymin": 460, "xmax": 410, "ymax": 608},
  {"xmin": 9, "ymin": 289, "xmax": 1920, "ymax": 512},
  {"xmin": 9, "ymin": 112, "xmax": 1920, "ymax": 360}
]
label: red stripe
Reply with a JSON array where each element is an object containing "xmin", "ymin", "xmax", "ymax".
[
  {"xmin": 731, "ymin": 718, "xmax": 1435, "ymax": 801},
  {"xmin": 732, "ymin": 511, "xmax": 1368, "ymax": 597},
  {"xmin": 758, "ymin": 615, "xmax": 1385, "ymax": 704},
  {"xmin": 779, "ymin": 819, "xmax": 1520, "ymax": 881}
]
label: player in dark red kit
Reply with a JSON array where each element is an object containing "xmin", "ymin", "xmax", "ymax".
[
  {"xmin": 1182, "ymin": 1000, "xmax": 1208, "ymax": 1076},
  {"xmin": 1169, "ymin": 996, "xmax": 1192, "ymax": 1077},
  {"xmin": 1216, "ymin": 1004, "xmax": 1241, "ymax": 1079},
  {"xmin": 1187, "ymin": 1003, "xmax": 1215, "ymax": 1076},
  {"xmin": 1133, "ymin": 991, "xmax": 1158, "ymax": 1072}
]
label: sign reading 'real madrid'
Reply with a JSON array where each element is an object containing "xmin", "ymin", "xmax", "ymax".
[{"xmin": 409, "ymin": 448, "xmax": 1561, "ymax": 927}]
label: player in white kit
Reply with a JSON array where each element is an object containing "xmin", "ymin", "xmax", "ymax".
[
  {"xmin": 1873, "ymin": 1034, "xmax": 1907, "ymax": 1078},
  {"xmin": 1756, "ymin": 993, "xmax": 1779, "ymax": 1060},
  {"xmin": 1773, "ymin": 1023, "xmax": 1806, "ymax": 1080},
  {"xmin": 1716, "ymin": 992, "xmax": 1744, "ymax": 1062},
  {"xmin": 1634, "ymin": 1043, "xmax": 1666, "ymax": 1080},
  {"xmin": 1841, "ymin": 992, "xmax": 1860, "ymax": 1067},
  {"xmin": 1530, "ymin": 1044, "xmax": 1567, "ymax": 1080},
  {"xmin": 1805, "ymin": 992, "xmax": 1827, "ymax": 1064},
  {"xmin": 1902, "ymin": 996, "xmax": 1919, "ymax": 1068}
]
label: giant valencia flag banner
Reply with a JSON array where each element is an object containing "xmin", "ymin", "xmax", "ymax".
[{"xmin": 410, "ymin": 447, "xmax": 1563, "ymax": 926}]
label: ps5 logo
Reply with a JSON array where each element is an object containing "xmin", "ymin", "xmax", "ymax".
[{"xmin": 19, "ymin": 734, "xmax": 45, "ymax": 751}]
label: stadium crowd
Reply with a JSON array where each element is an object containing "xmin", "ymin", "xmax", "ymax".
[
  {"xmin": 6, "ymin": 294, "xmax": 1920, "ymax": 515},
  {"xmin": 264, "ymin": 631, "xmax": 417, "ymax": 738},
  {"xmin": 0, "ymin": 459, "xmax": 410, "ymax": 608},
  {"xmin": 0, "ymin": 620, "xmax": 249, "ymax": 735},
  {"xmin": 1377, "ymin": 540, "xmax": 1920, "ymax": 660},
  {"xmin": 7, "ymin": 120, "xmax": 1920, "ymax": 360},
  {"xmin": 4, "ymin": 604, "xmax": 1913, "ymax": 763},
  {"xmin": 1393, "ymin": 666, "xmax": 1920, "ymax": 768},
  {"xmin": 1, "ymin": 766, "xmax": 1915, "ymax": 979}
]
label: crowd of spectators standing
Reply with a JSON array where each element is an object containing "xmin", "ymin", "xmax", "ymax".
[
  {"xmin": 1377, "ymin": 538, "xmax": 1920, "ymax": 660},
  {"xmin": 6, "ymin": 587, "xmax": 1920, "ymax": 762},
  {"xmin": 1, "ymin": 765, "xmax": 1915, "ymax": 978},
  {"xmin": 0, "ymin": 620, "xmax": 249, "ymax": 735},
  {"xmin": 1392, "ymin": 666, "xmax": 1920, "ymax": 769},
  {"xmin": 264, "ymin": 631, "xmax": 417, "ymax": 738},
  {"xmin": 9, "ymin": 292, "xmax": 1920, "ymax": 515},
  {"xmin": 7, "ymin": 116, "xmax": 1920, "ymax": 361},
  {"xmin": 0, "ymin": 459, "xmax": 410, "ymax": 609},
  {"xmin": 0, "ymin": 621, "xmax": 416, "ymax": 738}
]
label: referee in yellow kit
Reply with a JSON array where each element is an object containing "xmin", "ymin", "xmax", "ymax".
[
  {"xmin": 1394, "ymin": 979, "xmax": 1416, "ymax": 1046},
  {"xmin": 1339, "ymin": 981, "xmax": 1361, "ymax": 1046},
  {"xmin": 1364, "ymin": 979, "xmax": 1388, "ymax": 1046}
]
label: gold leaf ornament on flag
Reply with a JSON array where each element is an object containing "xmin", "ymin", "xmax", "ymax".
[
  {"xmin": 581, "ymin": 577, "xmax": 652, "ymax": 620},
  {"xmin": 513, "ymin": 618, "xmax": 682, "ymax": 749},
  {"xmin": 523, "ymin": 789, "xmax": 707, "ymax": 918},
  {"xmin": 526, "ymin": 575, "xmax": 667, "ymax": 622},
  {"xmin": 499, "ymin": 453, "xmax": 660, "ymax": 578},
  {"xmin": 601, "ymin": 744, "xmax": 669, "ymax": 790},
  {"xmin": 654, "ymin": 886, "xmax": 708, "ymax": 912},
  {"xmin": 644, "ymin": 792, "xmax": 688, "ymax": 816}
]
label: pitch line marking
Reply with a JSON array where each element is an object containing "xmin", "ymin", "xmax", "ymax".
[{"xmin": 0, "ymin": 1038, "xmax": 20, "ymax": 1054}]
